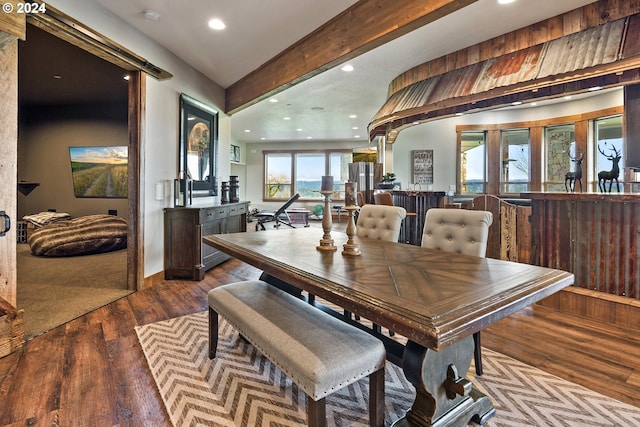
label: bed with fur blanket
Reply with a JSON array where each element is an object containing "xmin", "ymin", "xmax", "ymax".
[{"xmin": 28, "ymin": 214, "xmax": 127, "ymax": 257}]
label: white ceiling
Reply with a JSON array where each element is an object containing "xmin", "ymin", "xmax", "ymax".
[{"xmin": 93, "ymin": 0, "xmax": 596, "ymax": 144}]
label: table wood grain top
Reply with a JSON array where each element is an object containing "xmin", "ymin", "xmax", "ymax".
[{"xmin": 204, "ymin": 228, "xmax": 574, "ymax": 350}]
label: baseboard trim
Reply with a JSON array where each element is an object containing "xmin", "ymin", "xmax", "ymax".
[
  {"xmin": 143, "ymin": 270, "xmax": 166, "ymax": 289},
  {"xmin": 537, "ymin": 287, "xmax": 640, "ymax": 331}
]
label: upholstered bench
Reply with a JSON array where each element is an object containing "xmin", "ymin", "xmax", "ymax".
[{"xmin": 208, "ymin": 280, "xmax": 386, "ymax": 427}]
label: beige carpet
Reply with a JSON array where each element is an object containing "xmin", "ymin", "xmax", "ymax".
[
  {"xmin": 136, "ymin": 311, "xmax": 640, "ymax": 427},
  {"xmin": 17, "ymin": 243, "xmax": 132, "ymax": 339}
]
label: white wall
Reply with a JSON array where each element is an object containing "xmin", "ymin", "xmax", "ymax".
[
  {"xmin": 18, "ymin": 118, "xmax": 129, "ymax": 218},
  {"xmin": 391, "ymin": 89, "xmax": 623, "ymax": 191},
  {"xmin": 48, "ymin": 0, "xmax": 229, "ymax": 278}
]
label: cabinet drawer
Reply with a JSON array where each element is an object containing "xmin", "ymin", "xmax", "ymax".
[
  {"xmin": 229, "ymin": 204, "xmax": 247, "ymax": 216},
  {"xmin": 203, "ymin": 206, "xmax": 229, "ymax": 221}
]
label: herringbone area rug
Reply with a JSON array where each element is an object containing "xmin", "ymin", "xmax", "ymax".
[{"xmin": 136, "ymin": 311, "xmax": 640, "ymax": 427}]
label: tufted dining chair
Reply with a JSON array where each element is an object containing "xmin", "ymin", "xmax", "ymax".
[
  {"xmin": 421, "ymin": 208, "xmax": 493, "ymax": 375},
  {"xmin": 353, "ymin": 204, "xmax": 406, "ymax": 333},
  {"xmin": 356, "ymin": 204, "xmax": 406, "ymax": 242}
]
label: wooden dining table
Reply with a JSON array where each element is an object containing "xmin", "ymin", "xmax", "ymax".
[{"xmin": 203, "ymin": 228, "xmax": 574, "ymax": 427}]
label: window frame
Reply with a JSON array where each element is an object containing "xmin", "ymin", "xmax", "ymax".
[
  {"xmin": 263, "ymin": 149, "xmax": 352, "ymax": 201},
  {"xmin": 459, "ymin": 130, "xmax": 487, "ymax": 195},
  {"xmin": 456, "ymin": 106, "xmax": 625, "ymax": 196}
]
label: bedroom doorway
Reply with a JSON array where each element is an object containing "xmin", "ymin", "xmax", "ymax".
[{"xmin": 16, "ymin": 23, "xmax": 141, "ymax": 339}]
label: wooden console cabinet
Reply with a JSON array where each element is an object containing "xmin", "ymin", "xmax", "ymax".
[{"xmin": 164, "ymin": 202, "xmax": 248, "ymax": 280}]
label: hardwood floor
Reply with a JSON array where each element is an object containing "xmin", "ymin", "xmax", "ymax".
[{"xmin": 0, "ymin": 258, "xmax": 638, "ymax": 426}]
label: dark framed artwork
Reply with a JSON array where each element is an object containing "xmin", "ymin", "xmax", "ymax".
[
  {"xmin": 179, "ymin": 93, "xmax": 218, "ymax": 196},
  {"xmin": 412, "ymin": 149, "xmax": 434, "ymax": 185},
  {"xmin": 230, "ymin": 144, "xmax": 240, "ymax": 162},
  {"xmin": 69, "ymin": 146, "xmax": 128, "ymax": 198}
]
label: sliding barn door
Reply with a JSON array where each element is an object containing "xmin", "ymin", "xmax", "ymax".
[{"xmin": 0, "ymin": 29, "xmax": 22, "ymax": 306}]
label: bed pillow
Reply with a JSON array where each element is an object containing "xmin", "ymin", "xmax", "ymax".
[{"xmin": 29, "ymin": 214, "xmax": 127, "ymax": 257}]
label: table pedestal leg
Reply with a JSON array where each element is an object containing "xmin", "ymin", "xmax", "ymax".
[{"xmin": 392, "ymin": 336, "xmax": 495, "ymax": 427}]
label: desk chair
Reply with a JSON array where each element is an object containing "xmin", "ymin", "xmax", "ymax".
[
  {"xmin": 254, "ymin": 193, "xmax": 301, "ymax": 231},
  {"xmin": 374, "ymin": 192, "xmax": 418, "ymax": 244},
  {"xmin": 421, "ymin": 208, "xmax": 493, "ymax": 375}
]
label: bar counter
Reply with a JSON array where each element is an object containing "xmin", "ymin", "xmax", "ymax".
[
  {"xmin": 521, "ymin": 192, "xmax": 639, "ymax": 300},
  {"xmin": 387, "ymin": 190, "xmax": 447, "ymax": 245}
]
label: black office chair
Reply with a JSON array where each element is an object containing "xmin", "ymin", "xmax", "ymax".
[{"xmin": 254, "ymin": 193, "xmax": 301, "ymax": 231}]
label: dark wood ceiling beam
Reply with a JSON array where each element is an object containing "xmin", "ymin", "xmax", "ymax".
[{"xmin": 225, "ymin": 0, "xmax": 478, "ymax": 114}]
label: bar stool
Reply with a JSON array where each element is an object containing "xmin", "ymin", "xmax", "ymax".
[{"xmin": 374, "ymin": 192, "xmax": 417, "ymax": 244}]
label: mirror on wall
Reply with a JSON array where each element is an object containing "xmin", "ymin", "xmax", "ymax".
[{"xmin": 179, "ymin": 94, "xmax": 218, "ymax": 196}]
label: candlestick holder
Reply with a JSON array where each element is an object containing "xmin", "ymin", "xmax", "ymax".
[
  {"xmin": 341, "ymin": 206, "xmax": 361, "ymax": 256},
  {"xmin": 316, "ymin": 190, "xmax": 337, "ymax": 251}
]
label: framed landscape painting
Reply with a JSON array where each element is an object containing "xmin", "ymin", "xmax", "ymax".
[{"xmin": 69, "ymin": 146, "xmax": 128, "ymax": 198}]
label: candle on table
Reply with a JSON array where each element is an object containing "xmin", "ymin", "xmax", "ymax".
[
  {"xmin": 321, "ymin": 175, "xmax": 334, "ymax": 191},
  {"xmin": 345, "ymin": 182, "xmax": 356, "ymax": 206}
]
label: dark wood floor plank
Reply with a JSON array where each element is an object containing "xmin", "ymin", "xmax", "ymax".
[
  {"xmin": 483, "ymin": 305, "xmax": 640, "ymax": 406},
  {"xmin": 106, "ymin": 335, "xmax": 169, "ymax": 426},
  {"xmin": 0, "ymin": 327, "xmax": 65, "ymax": 425},
  {"xmin": 57, "ymin": 320, "xmax": 119, "ymax": 427},
  {"xmin": 149, "ymin": 281, "xmax": 209, "ymax": 320},
  {"xmin": 89, "ymin": 296, "xmax": 139, "ymax": 342},
  {"xmin": 126, "ymin": 284, "xmax": 170, "ymax": 326}
]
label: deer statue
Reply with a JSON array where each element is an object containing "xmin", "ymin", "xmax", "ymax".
[
  {"xmin": 564, "ymin": 147, "xmax": 584, "ymax": 192},
  {"xmin": 597, "ymin": 144, "xmax": 622, "ymax": 193}
]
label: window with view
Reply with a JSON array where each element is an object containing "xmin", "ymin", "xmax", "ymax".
[
  {"xmin": 544, "ymin": 123, "xmax": 576, "ymax": 192},
  {"xmin": 460, "ymin": 131, "xmax": 486, "ymax": 194},
  {"xmin": 501, "ymin": 129, "xmax": 530, "ymax": 194},
  {"xmin": 594, "ymin": 115, "xmax": 624, "ymax": 192},
  {"xmin": 264, "ymin": 153, "xmax": 292, "ymax": 199},
  {"xmin": 264, "ymin": 150, "xmax": 351, "ymax": 200}
]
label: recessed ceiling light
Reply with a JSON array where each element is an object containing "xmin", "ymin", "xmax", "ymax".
[
  {"xmin": 588, "ymin": 86, "xmax": 603, "ymax": 91},
  {"xmin": 455, "ymin": 112, "xmax": 464, "ymax": 116},
  {"xmin": 341, "ymin": 64, "xmax": 354, "ymax": 72},
  {"xmin": 511, "ymin": 101, "xmax": 522, "ymax": 106},
  {"xmin": 143, "ymin": 10, "xmax": 160, "ymax": 21},
  {"xmin": 296, "ymin": 128, "xmax": 303, "ymax": 132},
  {"xmin": 283, "ymin": 116, "xmax": 291, "ymax": 120},
  {"xmin": 531, "ymin": 102, "xmax": 538, "ymax": 106},
  {"xmin": 349, "ymin": 114, "xmax": 357, "ymax": 119},
  {"xmin": 208, "ymin": 18, "xmax": 226, "ymax": 30},
  {"xmin": 307, "ymin": 136, "xmax": 313, "ymax": 139},
  {"xmin": 269, "ymin": 98, "xmax": 278, "ymax": 103},
  {"xmin": 498, "ymin": 0, "xmax": 516, "ymax": 4},
  {"xmin": 564, "ymin": 95, "xmax": 573, "ymax": 100},
  {"xmin": 53, "ymin": 75, "xmax": 62, "ymax": 79},
  {"xmin": 260, "ymin": 137, "xmax": 267, "ymax": 140},
  {"xmin": 354, "ymin": 135, "xmax": 361, "ymax": 138},
  {"xmin": 244, "ymin": 129, "xmax": 251, "ymax": 133}
]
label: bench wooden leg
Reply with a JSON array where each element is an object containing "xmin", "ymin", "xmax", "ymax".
[
  {"xmin": 369, "ymin": 368, "xmax": 385, "ymax": 427},
  {"xmin": 209, "ymin": 307, "xmax": 219, "ymax": 359},
  {"xmin": 307, "ymin": 395, "xmax": 326, "ymax": 427}
]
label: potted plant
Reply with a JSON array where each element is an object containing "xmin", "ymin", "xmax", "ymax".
[{"xmin": 377, "ymin": 172, "xmax": 397, "ymax": 189}]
